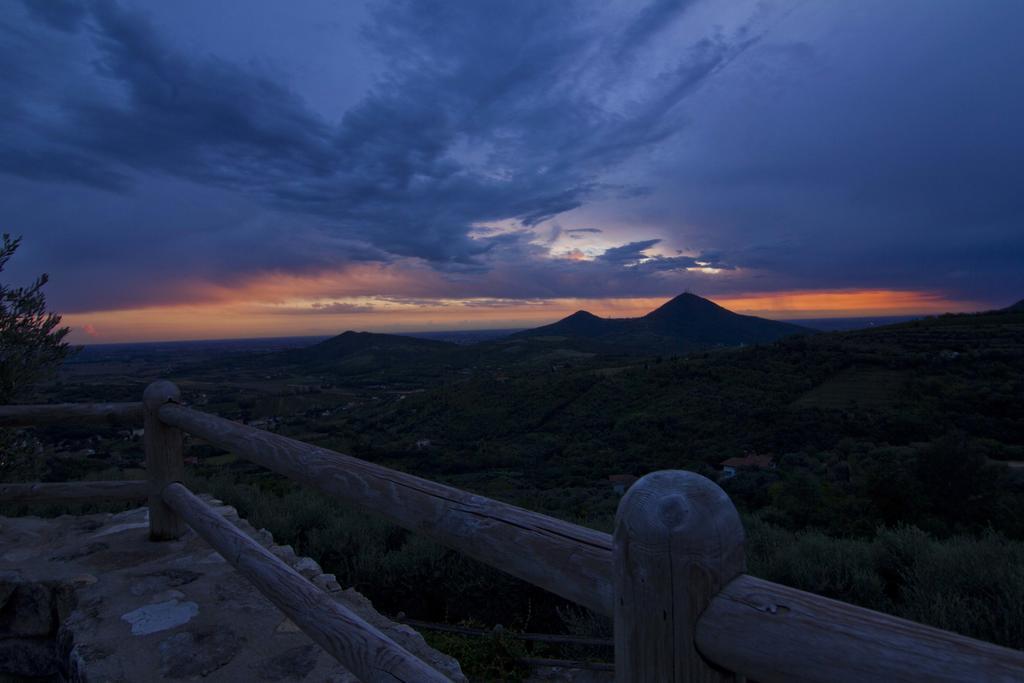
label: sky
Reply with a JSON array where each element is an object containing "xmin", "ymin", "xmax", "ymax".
[{"xmin": 2, "ymin": 0, "xmax": 1022, "ymax": 343}]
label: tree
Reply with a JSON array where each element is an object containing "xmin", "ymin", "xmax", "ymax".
[{"xmin": 0, "ymin": 234, "xmax": 74, "ymax": 403}]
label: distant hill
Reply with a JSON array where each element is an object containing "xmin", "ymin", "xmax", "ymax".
[
  {"xmin": 302, "ymin": 330, "xmax": 454, "ymax": 358},
  {"xmin": 642, "ymin": 293, "xmax": 808, "ymax": 344},
  {"xmin": 272, "ymin": 331, "xmax": 460, "ymax": 384},
  {"xmin": 519, "ymin": 310, "xmax": 626, "ymax": 338},
  {"xmin": 1006, "ymin": 299, "xmax": 1024, "ymax": 311},
  {"xmin": 513, "ymin": 293, "xmax": 807, "ymax": 351}
]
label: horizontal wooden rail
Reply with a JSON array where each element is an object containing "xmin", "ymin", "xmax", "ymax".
[
  {"xmin": 0, "ymin": 480, "xmax": 149, "ymax": 503},
  {"xmin": 161, "ymin": 482, "xmax": 451, "ymax": 683},
  {"xmin": 697, "ymin": 574, "xmax": 1024, "ymax": 683},
  {"xmin": 159, "ymin": 402, "xmax": 1024, "ymax": 683},
  {"xmin": 0, "ymin": 402, "xmax": 143, "ymax": 427},
  {"xmin": 157, "ymin": 402, "xmax": 614, "ymax": 615}
]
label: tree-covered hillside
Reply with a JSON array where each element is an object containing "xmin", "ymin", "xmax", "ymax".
[{"xmin": 355, "ymin": 308, "xmax": 1024, "ymax": 539}]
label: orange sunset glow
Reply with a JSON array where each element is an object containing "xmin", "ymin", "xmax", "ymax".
[
  {"xmin": 714, "ymin": 289, "xmax": 985, "ymax": 319},
  {"xmin": 64, "ymin": 288, "xmax": 983, "ymax": 344}
]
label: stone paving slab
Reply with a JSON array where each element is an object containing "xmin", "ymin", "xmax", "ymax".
[{"xmin": 0, "ymin": 498, "xmax": 465, "ymax": 682}]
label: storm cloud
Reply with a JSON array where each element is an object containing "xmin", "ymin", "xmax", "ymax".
[{"xmin": 1, "ymin": 0, "xmax": 1022, "ymax": 316}]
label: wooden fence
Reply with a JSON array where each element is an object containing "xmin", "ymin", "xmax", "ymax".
[{"xmin": 1, "ymin": 380, "xmax": 1022, "ymax": 682}]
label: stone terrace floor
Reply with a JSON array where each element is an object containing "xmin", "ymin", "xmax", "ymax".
[{"xmin": 0, "ymin": 498, "xmax": 464, "ymax": 682}]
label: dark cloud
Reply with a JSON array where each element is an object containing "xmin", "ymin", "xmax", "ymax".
[
  {"xmin": 566, "ymin": 227, "xmax": 602, "ymax": 240},
  {"xmin": 1, "ymin": 0, "xmax": 1021, "ymax": 315},
  {"xmin": 0, "ymin": 146, "xmax": 129, "ymax": 191},
  {"xmin": 21, "ymin": 0, "xmax": 86, "ymax": 32},
  {"xmin": 627, "ymin": 0, "xmax": 1024, "ymax": 302},
  {"xmin": 598, "ymin": 239, "xmax": 663, "ymax": 264},
  {"xmin": 591, "ymin": 239, "xmax": 735, "ymax": 275},
  {"xmin": 613, "ymin": 0, "xmax": 697, "ymax": 61},
  {"xmin": 76, "ymin": 1, "xmax": 335, "ymax": 189},
  {"xmin": 4, "ymin": 0, "xmax": 763, "ymax": 285}
]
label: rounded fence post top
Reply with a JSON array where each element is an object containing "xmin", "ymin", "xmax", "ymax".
[
  {"xmin": 143, "ymin": 380, "xmax": 181, "ymax": 411},
  {"xmin": 615, "ymin": 470, "xmax": 744, "ymax": 550}
]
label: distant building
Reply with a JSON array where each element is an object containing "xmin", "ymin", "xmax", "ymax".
[
  {"xmin": 608, "ymin": 474, "xmax": 638, "ymax": 495},
  {"xmin": 719, "ymin": 454, "xmax": 775, "ymax": 479}
]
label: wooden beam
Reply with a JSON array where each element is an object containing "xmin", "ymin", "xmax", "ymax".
[
  {"xmin": 0, "ymin": 480, "xmax": 148, "ymax": 503},
  {"xmin": 143, "ymin": 382, "xmax": 185, "ymax": 540},
  {"xmin": 157, "ymin": 402, "xmax": 614, "ymax": 615},
  {"xmin": 696, "ymin": 574, "xmax": 1024, "ymax": 683},
  {"xmin": 614, "ymin": 471, "xmax": 744, "ymax": 682},
  {"xmin": 158, "ymin": 404, "xmax": 1024, "ymax": 682},
  {"xmin": 161, "ymin": 482, "xmax": 452, "ymax": 683},
  {"xmin": 0, "ymin": 402, "xmax": 143, "ymax": 427}
]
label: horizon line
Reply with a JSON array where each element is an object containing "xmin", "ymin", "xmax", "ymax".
[
  {"xmin": 72, "ymin": 312, "xmax": 949, "ymax": 347},
  {"xmin": 62, "ymin": 288, "xmax": 1006, "ymax": 345}
]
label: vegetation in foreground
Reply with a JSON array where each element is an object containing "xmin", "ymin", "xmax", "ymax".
[{"xmin": 191, "ymin": 474, "xmax": 1024, "ymax": 658}]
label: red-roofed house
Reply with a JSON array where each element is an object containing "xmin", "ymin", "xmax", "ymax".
[{"xmin": 719, "ymin": 454, "xmax": 775, "ymax": 479}]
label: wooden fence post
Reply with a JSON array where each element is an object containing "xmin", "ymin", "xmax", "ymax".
[
  {"xmin": 614, "ymin": 470, "xmax": 745, "ymax": 682},
  {"xmin": 143, "ymin": 380, "xmax": 185, "ymax": 540}
]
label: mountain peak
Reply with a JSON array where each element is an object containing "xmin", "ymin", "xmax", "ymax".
[
  {"xmin": 510, "ymin": 308, "xmax": 614, "ymax": 339},
  {"xmin": 643, "ymin": 292, "xmax": 725, "ymax": 320},
  {"xmin": 565, "ymin": 310, "xmax": 600, "ymax": 320},
  {"xmin": 515, "ymin": 292, "xmax": 806, "ymax": 349},
  {"xmin": 306, "ymin": 329, "xmax": 454, "ymax": 357}
]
